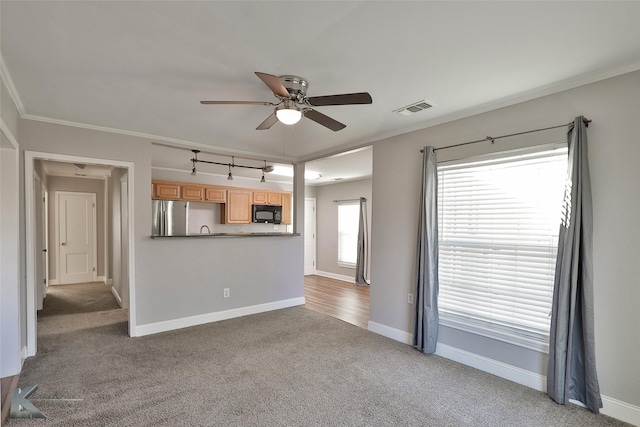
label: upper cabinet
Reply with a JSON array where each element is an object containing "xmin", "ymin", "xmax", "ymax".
[
  {"xmin": 181, "ymin": 185, "xmax": 205, "ymax": 201},
  {"xmin": 221, "ymin": 189, "xmax": 252, "ymax": 224},
  {"xmin": 152, "ymin": 180, "xmax": 228, "ymax": 203},
  {"xmin": 205, "ymin": 187, "xmax": 227, "ymax": 203},
  {"xmin": 153, "ymin": 182, "xmax": 181, "ymax": 200},
  {"xmin": 281, "ymin": 193, "xmax": 292, "ymax": 225},
  {"xmin": 252, "ymin": 190, "xmax": 282, "ymax": 206}
]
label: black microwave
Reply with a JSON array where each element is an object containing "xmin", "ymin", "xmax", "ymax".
[{"xmin": 252, "ymin": 204, "xmax": 282, "ymax": 224}]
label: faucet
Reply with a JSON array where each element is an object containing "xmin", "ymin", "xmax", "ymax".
[{"xmin": 199, "ymin": 225, "xmax": 211, "ymax": 234}]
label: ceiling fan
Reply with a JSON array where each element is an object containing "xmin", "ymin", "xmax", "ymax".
[{"xmin": 201, "ymin": 72, "xmax": 372, "ymax": 131}]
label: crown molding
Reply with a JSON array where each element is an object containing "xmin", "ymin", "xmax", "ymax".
[
  {"xmin": 21, "ymin": 113, "xmax": 298, "ymax": 163},
  {"xmin": 1, "ymin": 117, "xmax": 19, "ymax": 149},
  {"xmin": 0, "ymin": 54, "xmax": 26, "ymax": 117}
]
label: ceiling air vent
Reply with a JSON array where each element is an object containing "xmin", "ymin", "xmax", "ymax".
[{"xmin": 393, "ymin": 100, "xmax": 433, "ymax": 116}]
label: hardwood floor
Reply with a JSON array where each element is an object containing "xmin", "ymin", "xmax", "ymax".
[{"xmin": 303, "ymin": 275, "xmax": 370, "ymax": 329}]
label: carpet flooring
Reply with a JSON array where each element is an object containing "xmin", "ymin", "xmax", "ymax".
[{"xmin": 7, "ymin": 282, "xmax": 630, "ymax": 426}]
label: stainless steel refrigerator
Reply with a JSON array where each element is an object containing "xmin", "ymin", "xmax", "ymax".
[{"xmin": 152, "ymin": 200, "xmax": 188, "ymax": 236}]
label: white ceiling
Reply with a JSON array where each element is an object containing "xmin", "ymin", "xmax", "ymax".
[{"xmin": 2, "ymin": 1, "xmax": 639, "ymax": 171}]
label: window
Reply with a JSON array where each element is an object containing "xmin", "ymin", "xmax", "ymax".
[
  {"xmin": 337, "ymin": 202, "xmax": 359, "ymax": 268},
  {"xmin": 437, "ymin": 146, "xmax": 567, "ymax": 351}
]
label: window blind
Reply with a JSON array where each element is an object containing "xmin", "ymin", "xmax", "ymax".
[
  {"xmin": 337, "ymin": 202, "xmax": 359, "ymax": 266},
  {"xmin": 437, "ymin": 147, "xmax": 568, "ymax": 347}
]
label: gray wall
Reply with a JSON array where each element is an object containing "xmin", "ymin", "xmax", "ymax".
[
  {"xmin": 315, "ymin": 179, "xmax": 372, "ymax": 279},
  {"xmin": 47, "ymin": 175, "xmax": 107, "ymax": 280},
  {"xmin": 370, "ymin": 70, "xmax": 640, "ymax": 406},
  {"xmin": 0, "ymin": 76, "xmax": 23, "ymax": 377},
  {"xmin": 18, "ymin": 119, "xmax": 304, "ymax": 329}
]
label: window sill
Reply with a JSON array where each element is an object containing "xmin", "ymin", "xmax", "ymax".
[
  {"xmin": 439, "ymin": 314, "xmax": 549, "ymax": 354},
  {"xmin": 337, "ymin": 262, "xmax": 356, "ymax": 269}
]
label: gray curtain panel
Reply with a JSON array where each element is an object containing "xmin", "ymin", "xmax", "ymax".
[
  {"xmin": 413, "ymin": 146, "xmax": 439, "ymax": 354},
  {"xmin": 547, "ymin": 117, "xmax": 602, "ymax": 413},
  {"xmin": 355, "ymin": 197, "xmax": 370, "ymax": 286}
]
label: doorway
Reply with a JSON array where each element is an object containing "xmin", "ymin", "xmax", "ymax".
[{"xmin": 25, "ymin": 151, "xmax": 136, "ymax": 357}]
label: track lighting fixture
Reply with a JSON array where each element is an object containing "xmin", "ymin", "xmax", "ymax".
[{"xmin": 190, "ymin": 150, "xmax": 272, "ymax": 182}]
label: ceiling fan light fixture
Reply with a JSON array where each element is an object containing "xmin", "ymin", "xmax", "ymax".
[{"xmin": 276, "ymin": 105, "xmax": 302, "ymax": 125}]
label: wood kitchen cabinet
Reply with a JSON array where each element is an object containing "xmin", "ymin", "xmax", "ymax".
[
  {"xmin": 181, "ymin": 184, "xmax": 205, "ymax": 201},
  {"xmin": 151, "ymin": 181, "xmax": 290, "ymax": 227},
  {"xmin": 205, "ymin": 186, "xmax": 227, "ymax": 203},
  {"xmin": 281, "ymin": 193, "xmax": 292, "ymax": 225},
  {"xmin": 252, "ymin": 190, "xmax": 282, "ymax": 206},
  {"xmin": 221, "ymin": 189, "xmax": 252, "ymax": 224},
  {"xmin": 153, "ymin": 182, "xmax": 181, "ymax": 200}
]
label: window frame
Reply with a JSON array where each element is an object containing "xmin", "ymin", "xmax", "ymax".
[
  {"xmin": 337, "ymin": 201, "xmax": 360, "ymax": 269},
  {"xmin": 436, "ymin": 143, "xmax": 568, "ymax": 353}
]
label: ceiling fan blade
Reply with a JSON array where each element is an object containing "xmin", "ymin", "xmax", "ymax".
[
  {"xmin": 255, "ymin": 72, "xmax": 291, "ymax": 98},
  {"xmin": 201, "ymin": 100, "xmax": 275, "ymax": 105},
  {"xmin": 304, "ymin": 109, "xmax": 346, "ymax": 132},
  {"xmin": 256, "ymin": 112, "xmax": 278, "ymax": 130},
  {"xmin": 306, "ymin": 92, "xmax": 372, "ymax": 107}
]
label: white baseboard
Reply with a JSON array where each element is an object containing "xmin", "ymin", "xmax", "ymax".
[
  {"xmin": 435, "ymin": 343, "xmax": 547, "ymax": 392},
  {"xmin": 367, "ymin": 321, "xmax": 640, "ymax": 425},
  {"xmin": 49, "ymin": 278, "xmax": 59, "ymax": 285},
  {"xmin": 315, "ymin": 270, "xmax": 355, "ymax": 283},
  {"xmin": 134, "ymin": 297, "xmax": 306, "ymax": 337},
  {"xmin": 111, "ymin": 286, "xmax": 123, "ymax": 308},
  {"xmin": 21, "ymin": 346, "xmax": 28, "ymax": 366},
  {"xmin": 106, "ymin": 278, "xmax": 112, "ymax": 285},
  {"xmin": 368, "ymin": 320, "xmax": 412, "ymax": 344},
  {"xmin": 600, "ymin": 396, "xmax": 640, "ymax": 426},
  {"xmin": 98, "ymin": 276, "xmax": 106, "ymax": 283}
]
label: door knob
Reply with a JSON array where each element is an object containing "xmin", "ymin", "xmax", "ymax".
[
  {"xmin": 42, "ymin": 249, "xmax": 47, "ymax": 252},
  {"xmin": 61, "ymin": 242, "xmax": 66, "ymax": 246}
]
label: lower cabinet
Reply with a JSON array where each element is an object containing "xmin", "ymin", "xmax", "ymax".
[{"xmin": 221, "ymin": 189, "xmax": 252, "ymax": 224}]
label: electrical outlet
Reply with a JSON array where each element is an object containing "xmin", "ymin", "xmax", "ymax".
[
  {"xmin": 223, "ymin": 288, "xmax": 230, "ymax": 298},
  {"xmin": 408, "ymin": 293, "xmax": 414, "ymax": 304}
]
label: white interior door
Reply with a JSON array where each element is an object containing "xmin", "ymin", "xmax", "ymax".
[
  {"xmin": 58, "ymin": 192, "xmax": 97, "ymax": 284},
  {"xmin": 304, "ymin": 198, "xmax": 316, "ymax": 276},
  {"xmin": 43, "ymin": 187, "xmax": 49, "ymax": 289}
]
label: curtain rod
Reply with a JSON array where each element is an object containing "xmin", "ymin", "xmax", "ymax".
[
  {"xmin": 419, "ymin": 117, "xmax": 591, "ymax": 153},
  {"xmin": 333, "ymin": 198, "xmax": 366, "ymax": 203}
]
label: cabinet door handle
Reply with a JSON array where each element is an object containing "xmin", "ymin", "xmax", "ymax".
[{"xmin": 61, "ymin": 242, "xmax": 66, "ymax": 246}]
